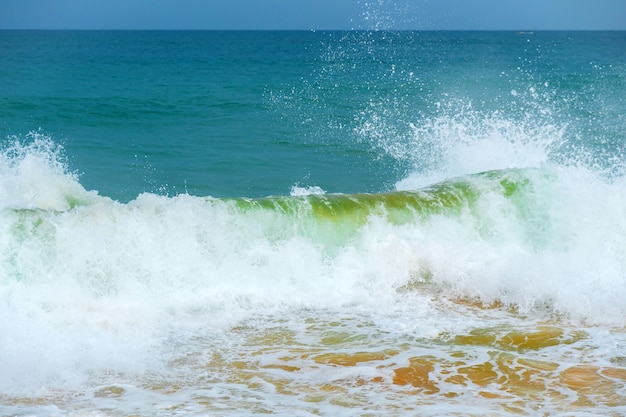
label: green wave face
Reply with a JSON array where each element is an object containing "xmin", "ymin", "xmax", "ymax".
[
  {"xmin": 217, "ymin": 168, "xmax": 549, "ymax": 247},
  {"xmin": 233, "ymin": 169, "xmax": 537, "ymax": 217}
]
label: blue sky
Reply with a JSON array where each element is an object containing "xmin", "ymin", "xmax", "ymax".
[{"xmin": 1, "ymin": 0, "xmax": 625, "ymax": 30}]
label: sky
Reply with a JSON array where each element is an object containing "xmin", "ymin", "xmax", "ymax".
[{"xmin": 1, "ymin": 0, "xmax": 625, "ymax": 31}]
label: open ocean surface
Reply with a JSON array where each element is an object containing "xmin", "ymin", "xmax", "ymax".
[{"xmin": 1, "ymin": 30, "xmax": 626, "ymax": 416}]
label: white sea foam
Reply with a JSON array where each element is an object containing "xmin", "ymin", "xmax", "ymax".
[
  {"xmin": 289, "ymin": 184, "xmax": 326, "ymax": 196},
  {"xmin": 396, "ymin": 110, "xmax": 565, "ymax": 189},
  {"xmin": 358, "ymin": 95, "xmax": 626, "ymax": 322},
  {"xmin": 0, "ymin": 132, "xmax": 106, "ymax": 212},
  {"xmin": 1, "ymin": 130, "xmax": 626, "ymax": 415}
]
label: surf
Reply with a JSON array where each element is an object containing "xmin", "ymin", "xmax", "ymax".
[{"xmin": 2, "ymin": 135, "xmax": 624, "ymax": 325}]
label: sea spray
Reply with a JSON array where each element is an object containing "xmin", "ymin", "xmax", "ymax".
[{"xmin": 0, "ymin": 132, "xmax": 99, "ymax": 211}]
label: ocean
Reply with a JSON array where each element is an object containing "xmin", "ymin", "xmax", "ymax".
[{"xmin": 1, "ymin": 30, "xmax": 626, "ymax": 416}]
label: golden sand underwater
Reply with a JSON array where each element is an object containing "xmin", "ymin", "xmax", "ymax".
[{"xmin": 3, "ymin": 298, "xmax": 625, "ymax": 416}]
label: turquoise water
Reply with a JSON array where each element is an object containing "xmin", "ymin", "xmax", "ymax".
[
  {"xmin": 2, "ymin": 30, "xmax": 396, "ymax": 199},
  {"xmin": 3, "ymin": 31, "xmax": 624, "ymax": 200},
  {"xmin": 2, "ymin": 30, "xmax": 626, "ymax": 416}
]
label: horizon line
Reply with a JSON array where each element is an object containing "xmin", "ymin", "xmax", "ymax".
[{"xmin": 1, "ymin": 28, "xmax": 625, "ymax": 32}]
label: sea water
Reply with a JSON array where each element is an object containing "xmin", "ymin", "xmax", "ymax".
[{"xmin": 1, "ymin": 30, "xmax": 626, "ymax": 416}]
